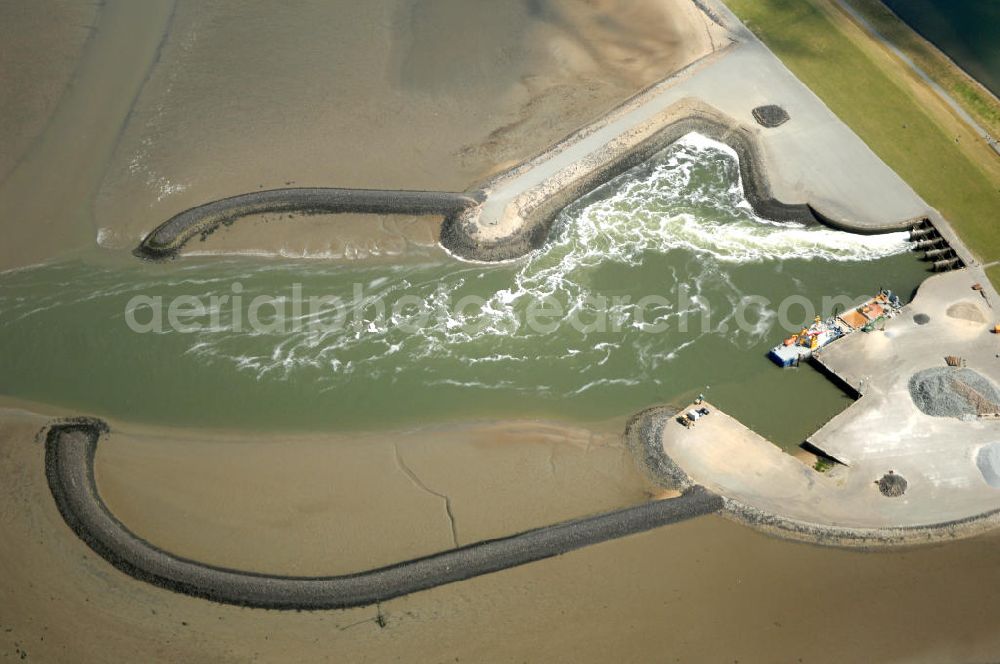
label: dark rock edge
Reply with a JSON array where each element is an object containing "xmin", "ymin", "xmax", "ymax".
[
  {"xmin": 134, "ymin": 188, "xmax": 485, "ymax": 261},
  {"xmin": 43, "ymin": 419, "xmax": 723, "ymax": 610},
  {"xmin": 134, "ymin": 108, "xmax": 835, "ymax": 263},
  {"xmin": 441, "ymin": 110, "xmax": 819, "ymax": 261}
]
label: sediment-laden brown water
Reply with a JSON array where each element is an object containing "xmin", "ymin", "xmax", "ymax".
[{"xmin": 1, "ymin": 1, "xmax": 997, "ymax": 662}]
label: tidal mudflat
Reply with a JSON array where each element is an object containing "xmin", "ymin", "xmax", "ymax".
[
  {"xmin": 2, "ymin": 0, "xmax": 999, "ymax": 661},
  {"xmin": 5, "ymin": 406, "xmax": 1000, "ymax": 661}
]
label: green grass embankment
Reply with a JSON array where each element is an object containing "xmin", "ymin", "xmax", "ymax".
[{"xmin": 726, "ymin": 0, "xmax": 1000, "ymax": 286}]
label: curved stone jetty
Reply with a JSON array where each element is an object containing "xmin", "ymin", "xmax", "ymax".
[
  {"xmin": 442, "ymin": 104, "xmax": 821, "ymax": 262},
  {"xmin": 44, "ymin": 419, "xmax": 723, "ymax": 610},
  {"xmin": 136, "ymin": 187, "xmax": 485, "ymax": 260},
  {"xmin": 133, "ymin": 0, "xmax": 951, "ymax": 266}
]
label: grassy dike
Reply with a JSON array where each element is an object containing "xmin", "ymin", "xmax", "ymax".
[
  {"xmin": 842, "ymin": 0, "xmax": 1000, "ymax": 139},
  {"xmin": 726, "ymin": 0, "xmax": 1000, "ymax": 281}
]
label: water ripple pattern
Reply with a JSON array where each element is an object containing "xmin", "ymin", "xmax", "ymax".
[{"xmin": 0, "ymin": 134, "xmax": 915, "ymax": 430}]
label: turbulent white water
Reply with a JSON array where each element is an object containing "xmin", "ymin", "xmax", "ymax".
[
  {"xmin": 568, "ymin": 132, "xmax": 909, "ymax": 263},
  {"xmin": 487, "ymin": 133, "xmax": 908, "ymax": 324},
  {"xmin": 0, "ymin": 133, "xmax": 922, "ymax": 429},
  {"xmin": 145, "ymin": 134, "xmax": 905, "ymax": 385}
]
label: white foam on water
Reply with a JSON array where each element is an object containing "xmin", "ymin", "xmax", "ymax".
[
  {"xmin": 96, "ymin": 228, "xmax": 113, "ymax": 247},
  {"xmin": 1, "ymin": 133, "xmax": 916, "ymax": 404},
  {"xmin": 176, "ymin": 133, "xmax": 912, "ymax": 386},
  {"xmin": 554, "ymin": 132, "xmax": 911, "ymax": 266}
]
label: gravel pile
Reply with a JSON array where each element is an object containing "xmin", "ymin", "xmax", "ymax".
[
  {"xmin": 877, "ymin": 472, "xmax": 907, "ymax": 497},
  {"xmin": 946, "ymin": 302, "xmax": 987, "ymax": 323},
  {"xmin": 751, "ymin": 105, "xmax": 790, "ymax": 128},
  {"xmin": 908, "ymin": 367, "xmax": 1000, "ymax": 418}
]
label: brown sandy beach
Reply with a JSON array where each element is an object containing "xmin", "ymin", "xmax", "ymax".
[
  {"xmin": 0, "ymin": 1, "xmax": 97, "ymax": 183},
  {"xmin": 92, "ymin": 0, "xmax": 725, "ymax": 259},
  {"xmin": 5, "ymin": 407, "xmax": 1000, "ymax": 662},
  {"xmin": 3, "ymin": 0, "xmax": 1000, "ymax": 661},
  {"xmin": 93, "ymin": 416, "xmax": 647, "ymax": 576},
  {"xmin": 0, "ymin": 0, "xmax": 174, "ymax": 272},
  {"xmin": 0, "ymin": 0, "xmax": 724, "ymax": 271}
]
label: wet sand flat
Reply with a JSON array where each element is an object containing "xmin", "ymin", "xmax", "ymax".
[
  {"xmin": 92, "ymin": 0, "xmax": 723, "ymax": 257},
  {"xmin": 4, "ymin": 409, "xmax": 1000, "ymax": 662},
  {"xmin": 0, "ymin": 0, "xmax": 174, "ymax": 272},
  {"xmin": 0, "ymin": 1, "xmax": 97, "ymax": 183},
  {"xmin": 181, "ymin": 212, "xmax": 443, "ymax": 261},
  {"xmin": 93, "ymin": 418, "xmax": 647, "ymax": 576}
]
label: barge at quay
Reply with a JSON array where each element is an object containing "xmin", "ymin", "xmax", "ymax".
[{"xmin": 767, "ymin": 290, "xmax": 902, "ymax": 368}]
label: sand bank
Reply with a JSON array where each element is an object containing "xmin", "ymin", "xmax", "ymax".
[
  {"xmin": 0, "ymin": 1, "xmax": 98, "ymax": 183},
  {"xmin": 44, "ymin": 418, "xmax": 721, "ymax": 609},
  {"xmin": 130, "ymin": 0, "xmax": 943, "ymax": 265},
  {"xmin": 88, "ymin": 0, "xmax": 725, "ymax": 265},
  {"xmin": 92, "ymin": 417, "xmax": 650, "ymax": 576},
  {"xmin": 0, "ymin": 0, "xmax": 174, "ymax": 272},
  {"xmin": 6, "ymin": 406, "xmax": 1000, "ymax": 661}
]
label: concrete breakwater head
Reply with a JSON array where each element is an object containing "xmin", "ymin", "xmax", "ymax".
[
  {"xmin": 44, "ymin": 419, "xmax": 723, "ymax": 610},
  {"xmin": 135, "ymin": 188, "xmax": 485, "ymax": 260},
  {"xmin": 624, "ymin": 404, "xmax": 1000, "ymax": 548}
]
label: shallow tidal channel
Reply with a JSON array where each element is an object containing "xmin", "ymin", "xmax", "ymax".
[{"xmin": 0, "ymin": 135, "xmax": 929, "ymax": 447}]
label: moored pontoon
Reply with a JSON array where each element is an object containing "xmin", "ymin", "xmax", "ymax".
[{"xmin": 767, "ymin": 289, "xmax": 901, "ymax": 368}]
